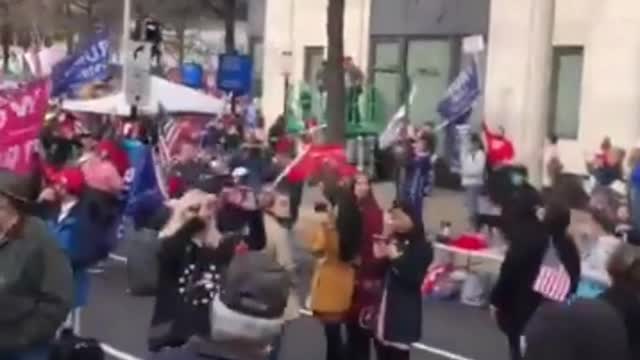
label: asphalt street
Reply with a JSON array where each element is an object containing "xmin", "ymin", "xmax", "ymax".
[
  {"xmin": 83, "ymin": 262, "xmax": 508, "ymax": 360},
  {"xmin": 79, "ymin": 186, "xmax": 509, "ymax": 360}
]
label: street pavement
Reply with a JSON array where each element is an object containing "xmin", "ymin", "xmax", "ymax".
[{"xmin": 80, "ymin": 185, "xmax": 510, "ymax": 360}]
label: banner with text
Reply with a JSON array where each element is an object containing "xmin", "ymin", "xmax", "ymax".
[
  {"xmin": 0, "ymin": 79, "xmax": 49, "ymax": 174},
  {"xmin": 51, "ymin": 31, "xmax": 111, "ymax": 97}
]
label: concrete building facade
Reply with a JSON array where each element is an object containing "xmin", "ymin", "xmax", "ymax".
[
  {"xmin": 257, "ymin": 0, "xmax": 371, "ymax": 129},
  {"xmin": 484, "ymin": 0, "xmax": 640, "ymax": 178},
  {"xmin": 254, "ymin": 0, "xmax": 490, "ymax": 138}
]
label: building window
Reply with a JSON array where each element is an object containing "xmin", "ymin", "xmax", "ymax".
[
  {"xmin": 371, "ymin": 40, "xmax": 402, "ymax": 121},
  {"xmin": 406, "ymin": 39, "xmax": 454, "ymax": 125},
  {"xmin": 250, "ymin": 38, "xmax": 264, "ymax": 97},
  {"xmin": 304, "ymin": 46, "xmax": 325, "ymax": 90},
  {"xmin": 549, "ymin": 47, "xmax": 584, "ymax": 139}
]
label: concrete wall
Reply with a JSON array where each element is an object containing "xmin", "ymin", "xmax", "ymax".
[
  {"xmin": 484, "ymin": 0, "xmax": 640, "ymax": 175},
  {"xmin": 261, "ymin": 0, "xmax": 371, "ymax": 128},
  {"xmin": 370, "ymin": 0, "xmax": 490, "ymax": 36},
  {"xmin": 248, "ymin": 0, "xmax": 266, "ymax": 38}
]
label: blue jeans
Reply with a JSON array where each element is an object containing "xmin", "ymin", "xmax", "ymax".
[{"xmin": 0, "ymin": 346, "xmax": 49, "ymax": 360}]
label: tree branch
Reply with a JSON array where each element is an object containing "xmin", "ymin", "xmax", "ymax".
[{"xmin": 69, "ymin": 0, "xmax": 90, "ymax": 13}]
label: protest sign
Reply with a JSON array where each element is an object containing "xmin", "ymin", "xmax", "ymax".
[{"xmin": 0, "ymin": 79, "xmax": 49, "ymax": 174}]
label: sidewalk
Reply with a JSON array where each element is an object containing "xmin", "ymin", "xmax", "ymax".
[{"xmin": 299, "ymin": 182, "xmax": 470, "ymax": 234}]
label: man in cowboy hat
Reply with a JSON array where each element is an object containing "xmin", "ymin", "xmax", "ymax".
[{"xmin": 0, "ymin": 169, "xmax": 73, "ymax": 360}]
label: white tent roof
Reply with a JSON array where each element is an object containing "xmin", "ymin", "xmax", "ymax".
[{"xmin": 61, "ymin": 76, "xmax": 225, "ymax": 116}]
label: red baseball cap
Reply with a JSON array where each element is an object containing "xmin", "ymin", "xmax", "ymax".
[{"xmin": 55, "ymin": 167, "xmax": 85, "ymax": 196}]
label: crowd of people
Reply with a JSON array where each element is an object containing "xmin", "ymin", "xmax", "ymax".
[{"xmin": 2, "ymin": 104, "xmax": 640, "ymax": 360}]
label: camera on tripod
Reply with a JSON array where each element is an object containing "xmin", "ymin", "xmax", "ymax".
[{"xmin": 131, "ymin": 16, "xmax": 162, "ymax": 44}]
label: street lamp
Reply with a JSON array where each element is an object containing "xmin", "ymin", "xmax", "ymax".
[{"xmin": 281, "ymin": 50, "xmax": 293, "ymax": 118}]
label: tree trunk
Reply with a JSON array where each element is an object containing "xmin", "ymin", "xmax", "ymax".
[
  {"xmin": 325, "ymin": 0, "xmax": 346, "ymax": 143},
  {"xmin": 64, "ymin": 1, "xmax": 73, "ymax": 54},
  {"xmin": 224, "ymin": 0, "xmax": 236, "ymax": 53},
  {"xmin": 177, "ymin": 23, "xmax": 185, "ymax": 66},
  {"xmin": 1, "ymin": 22, "xmax": 9, "ymax": 73}
]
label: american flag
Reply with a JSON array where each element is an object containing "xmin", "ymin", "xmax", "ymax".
[
  {"xmin": 532, "ymin": 264, "xmax": 571, "ymax": 302},
  {"xmin": 156, "ymin": 104, "xmax": 178, "ymax": 166}
]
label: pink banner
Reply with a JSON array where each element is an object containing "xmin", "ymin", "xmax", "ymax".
[{"xmin": 0, "ymin": 80, "xmax": 49, "ymax": 174}]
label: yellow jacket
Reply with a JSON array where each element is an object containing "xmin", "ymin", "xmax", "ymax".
[{"xmin": 307, "ymin": 217, "xmax": 355, "ymax": 320}]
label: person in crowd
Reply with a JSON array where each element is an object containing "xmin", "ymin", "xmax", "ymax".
[
  {"xmin": 522, "ymin": 293, "xmax": 631, "ymax": 360},
  {"xmin": 415, "ymin": 122, "xmax": 437, "ymax": 154},
  {"xmin": 460, "ymin": 133, "xmax": 486, "ymax": 231},
  {"xmin": 390, "ymin": 118, "xmax": 412, "ymax": 199},
  {"xmin": 346, "ymin": 173, "xmax": 386, "ymax": 360},
  {"xmin": 268, "ymin": 115, "xmax": 287, "ymax": 151},
  {"xmin": 260, "ymin": 190, "xmax": 302, "ymax": 360},
  {"xmin": 229, "ymin": 135, "xmax": 270, "ymax": 191},
  {"xmin": 0, "ymin": 169, "xmax": 73, "ymax": 360},
  {"xmin": 81, "ymin": 140, "xmax": 128, "ymax": 195},
  {"xmin": 373, "ymin": 201, "xmax": 433, "ymax": 360},
  {"xmin": 490, "ymin": 200, "xmax": 581, "ymax": 360},
  {"xmin": 223, "ymin": 124, "xmax": 243, "ymax": 153},
  {"xmin": 522, "ymin": 243, "xmax": 640, "ymax": 360},
  {"xmin": 308, "ymin": 167, "xmax": 362, "ymax": 360},
  {"xmin": 149, "ymin": 188, "xmax": 265, "ymax": 352},
  {"xmin": 39, "ymin": 167, "xmax": 91, "ymax": 333},
  {"xmin": 482, "ymin": 121, "xmax": 515, "ymax": 170},
  {"xmin": 613, "ymin": 204, "xmax": 640, "ymax": 244},
  {"xmin": 628, "ymin": 143, "xmax": 640, "ymax": 230},
  {"xmin": 587, "ymin": 137, "xmax": 623, "ymax": 187},
  {"xmin": 599, "ymin": 242, "xmax": 640, "ymax": 359},
  {"xmin": 202, "ymin": 118, "xmax": 226, "ymax": 153},
  {"xmin": 542, "ymin": 134, "xmax": 562, "ymax": 193},
  {"xmin": 401, "ymin": 135, "xmax": 433, "ymax": 221},
  {"xmin": 168, "ymin": 140, "xmax": 219, "ymax": 197}
]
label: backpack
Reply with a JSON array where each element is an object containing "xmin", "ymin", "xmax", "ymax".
[
  {"xmin": 209, "ymin": 251, "xmax": 290, "ymax": 344},
  {"xmin": 49, "ymin": 329, "xmax": 104, "ymax": 360}
]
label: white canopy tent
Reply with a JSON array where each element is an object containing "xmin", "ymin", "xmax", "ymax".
[{"xmin": 61, "ymin": 75, "xmax": 226, "ymax": 116}]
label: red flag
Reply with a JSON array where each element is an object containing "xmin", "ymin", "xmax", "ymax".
[
  {"xmin": 0, "ymin": 79, "xmax": 49, "ymax": 175},
  {"xmin": 287, "ymin": 144, "xmax": 356, "ymax": 183}
]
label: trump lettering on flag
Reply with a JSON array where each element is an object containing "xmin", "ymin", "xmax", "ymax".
[
  {"xmin": 51, "ymin": 31, "xmax": 111, "ymax": 97},
  {"xmin": 437, "ymin": 59, "xmax": 481, "ymax": 122}
]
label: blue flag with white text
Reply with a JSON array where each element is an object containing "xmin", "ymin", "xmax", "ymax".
[
  {"xmin": 437, "ymin": 59, "xmax": 480, "ymax": 123},
  {"xmin": 51, "ymin": 32, "xmax": 111, "ymax": 97},
  {"xmin": 438, "ymin": 59, "xmax": 481, "ymax": 172}
]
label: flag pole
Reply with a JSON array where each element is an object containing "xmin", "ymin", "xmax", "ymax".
[{"xmin": 270, "ymin": 124, "xmax": 327, "ymax": 188}]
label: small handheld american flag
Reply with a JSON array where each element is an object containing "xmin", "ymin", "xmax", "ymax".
[{"xmin": 532, "ymin": 240, "xmax": 571, "ymax": 302}]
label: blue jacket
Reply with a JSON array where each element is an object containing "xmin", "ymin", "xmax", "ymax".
[{"xmin": 47, "ymin": 203, "xmax": 91, "ymax": 308}]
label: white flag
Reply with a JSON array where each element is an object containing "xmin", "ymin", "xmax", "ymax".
[{"xmin": 378, "ymin": 85, "xmax": 417, "ymax": 150}]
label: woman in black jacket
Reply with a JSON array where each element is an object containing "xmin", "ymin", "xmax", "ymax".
[
  {"xmin": 148, "ymin": 190, "xmax": 265, "ymax": 352},
  {"xmin": 373, "ymin": 201, "xmax": 433, "ymax": 360},
  {"xmin": 490, "ymin": 200, "xmax": 581, "ymax": 360}
]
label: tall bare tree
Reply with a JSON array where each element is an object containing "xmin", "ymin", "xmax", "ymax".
[
  {"xmin": 325, "ymin": 0, "xmax": 346, "ymax": 143},
  {"xmin": 223, "ymin": 0, "xmax": 235, "ymax": 53}
]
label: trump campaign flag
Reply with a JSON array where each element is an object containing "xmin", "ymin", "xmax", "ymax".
[
  {"xmin": 120, "ymin": 140, "xmax": 164, "ymax": 229},
  {"xmin": 438, "ymin": 59, "xmax": 481, "ymax": 171},
  {"xmin": 51, "ymin": 32, "xmax": 111, "ymax": 97},
  {"xmin": 437, "ymin": 58, "xmax": 481, "ymax": 123}
]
